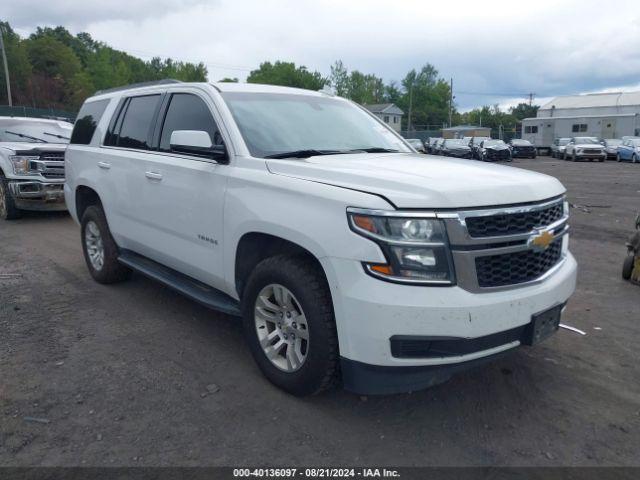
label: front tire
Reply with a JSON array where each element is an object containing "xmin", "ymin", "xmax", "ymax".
[
  {"xmin": 617, "ymin": 153, "xmax": 622, "ymax": 162},
  {"xmin": 81, "ymin": 205, "xmax": 132, "ymax": 284},
  {"xmin": 0, "ymin": 172, "xmax": 22, "ymax": 220},
  {"xmin": 242, "ymin": 255, "xmax": 339, "ymax": 396},
  {"xmin": 633, "ymin": 154, "xmax": 638, "ymax": 164}
]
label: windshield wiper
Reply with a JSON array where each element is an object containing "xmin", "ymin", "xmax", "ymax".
[
  {"xmin": 264, "ymin": 149, "xmax": 348, "ymax": 159},
  {"xmin": 349, "ymin": 147, "xmax": 399, "ymax": 153},
  {"xmin": 44, "ymin": 131, "xmax": 70, "ymax": 141},
  {"xmin": 4, "ymin": 130, "xmax": 47, "ymax": 143}
]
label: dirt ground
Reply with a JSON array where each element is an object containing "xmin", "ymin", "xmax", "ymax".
[{"xmin": 1, "ymin": 157, "xmax": 639, "ymax": 467}]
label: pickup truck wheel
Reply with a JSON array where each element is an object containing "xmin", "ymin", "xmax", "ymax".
[
  {"xmin": 622, "ymin": 255, "xmax": 635, "ymax": 280},
  {"xmin": 242, "ymin": 255, "xmax": 339, "ymax": 396},
  {"xmin": 81, "ymin": 205, "xmax": 132, "ymax": 284},
  {"xmin": 0, "ymin": 173, "xmax": 22, "ymax": 220}
]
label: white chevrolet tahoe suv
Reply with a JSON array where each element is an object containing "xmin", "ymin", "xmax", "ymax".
[
  {"xmin": 0, "ymin": 117, "xmax": 73, "ymax": 219},
  {"xmin": 65, "ymin": 80, "xmax": 577, "ymax": 396}
]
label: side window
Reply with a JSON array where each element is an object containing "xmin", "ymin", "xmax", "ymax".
[
  {"xmin": 159, "ymin": 93, "xmax": 220, "ymax": 153},
  {"xmin": 112, "ymin": 94, "xmax": 161, "ymax": 150},
  {"xmin": 70, "ymin": 99, "xmax": 109, "ymax": 145},
  {"xmin": 383, "ymin": 115, "xmax": 389, "ymax": 123}
]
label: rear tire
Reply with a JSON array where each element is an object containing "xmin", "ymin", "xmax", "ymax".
[
  {"xmin": 242, "ymin": 254, "xmax": 339, "ymax": 396},
  {"xmin": 0, "ymin": 172, "xmax": 22, "ymax": 220},
  {"xmin": 80, "ymin": 205, "xmax": 132, "ymax": 284},
  {"xmin": 622, "ymin": 255, "xmax": 635, "ymax": 280}
]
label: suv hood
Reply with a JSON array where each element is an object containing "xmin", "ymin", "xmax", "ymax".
[
  {"xmin": 266, "ymin": 153, "xmax": 565, "ymax": 208},
  {"xmin": 575, "ymin": 143, "xmax": 604, "ymax": 149},
  {"xmin": 0, "ymin": 142, "xmax": 67, "ymax": 154}
]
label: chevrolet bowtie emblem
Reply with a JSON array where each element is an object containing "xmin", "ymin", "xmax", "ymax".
[{"xmin": 528, "ymin": 230, "xmax": 555, "ymax": 252}]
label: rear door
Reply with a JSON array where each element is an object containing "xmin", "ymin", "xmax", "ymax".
[
  {"xmin": 100, "ymin": 93, "xmax": 164, "ymax": 249},
  {"xmin": 135, "ymin": 90, "xmax": 229, "ymax": 289}
]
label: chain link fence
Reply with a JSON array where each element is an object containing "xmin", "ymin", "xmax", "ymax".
[{"xmin": 0, "ymin": 105, "xmax": 76, "ymax": 123}]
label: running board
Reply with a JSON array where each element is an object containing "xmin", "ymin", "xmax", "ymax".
[{"xmin": 118, "ymin": 250, "xmax": 242, "ymax": 317}]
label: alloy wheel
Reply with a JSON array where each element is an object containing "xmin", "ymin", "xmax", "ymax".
[
  {"xmin": 254, "ymin": 283, "xmax": 309, "ymax": 372},
  {"xmin": 85, "ymin": 221, "xmax": 105, "ymax": 271}
]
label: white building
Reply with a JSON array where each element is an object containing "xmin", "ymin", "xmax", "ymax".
[
  {"xmin": 522, "ymin": 91, "xmax": 640, "ymax": 149},
  {"xmin": 363, "ymin": 103, "xmax": 404, "ymax": 133}
]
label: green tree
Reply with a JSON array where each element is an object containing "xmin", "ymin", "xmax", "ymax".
[
  {"xmin": 398, "ymin": 64, "xmax": 453, "ymax": 129},
  {"xmin": 247, "ymin": 61, "xmax": 327, "ymax": 90},
  {"xmin": 0, "ymin": 21, "xmax": 33, "ymax": 106},
  {"xmin": 219, "ymin": 77, "xmax": 239, "ymax": 82},
  {"xmin": 510, "ymin": 102, "xmax": 539, "ymax": 120}
]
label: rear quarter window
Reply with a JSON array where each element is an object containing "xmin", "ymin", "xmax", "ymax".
[{"xmin": 70, "ymin": 99, "xmax": 110, "ymax": 145}]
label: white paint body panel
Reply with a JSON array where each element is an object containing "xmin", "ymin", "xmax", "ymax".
[{"xmin": 65, "ymin": 82, "xmax": 577, "ymax": 368}]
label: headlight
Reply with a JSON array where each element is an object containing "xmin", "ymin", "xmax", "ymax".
[
  {"xmin": 10, "ymin": 155, "xmax": 39, "ymax": 175},
  {"xmin": 348, "ymin": 210, "xmax": 455, "ymax": 285}
]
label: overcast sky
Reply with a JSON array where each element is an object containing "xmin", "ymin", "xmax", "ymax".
[{"xmin": 5, "ymin": 0, "xmax": 640, "ymax": 110}]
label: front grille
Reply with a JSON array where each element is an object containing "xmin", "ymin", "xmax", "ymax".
[
  {"xmin": 465, "ymin": 201, "xmax": 564, "ymax": 238},
  {"xmin": 582, "ymin": 149, "xmax": 601, "ymax": 154},
  {"xmin": 475, "ymin": 238, "xmax": 563, "ymax": 287},
  {"xmin": 35, "ymin": 151, "xmax": 65, "ymax": 179},
  {"xmin": 486, "ymin": 149, "xmax": 510, "ymax": 159},
  {"xmin": 39, "ymin": 151, "xmax": 65, "ymax": 161}
]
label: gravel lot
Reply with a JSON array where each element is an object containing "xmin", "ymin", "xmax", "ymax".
[{"xmin": 1, "ymin": 157, "xmax": 639, "ymax": 467}]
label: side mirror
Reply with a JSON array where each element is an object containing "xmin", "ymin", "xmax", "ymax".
[{"xmin": 170, "ymin": 130, "xmax": 228, "ymax": 162}]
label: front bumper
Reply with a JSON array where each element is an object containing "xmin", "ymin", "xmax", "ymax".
[
  {"xmin": 320, "ymin": 252, "xmax": 577, "ymax": 393},
  {"xmin": 8, "ymin": 180, "xmax": 67, "ymax": 211},
  {"xmin": 575, "ymin": 151, "xmax": 606, "ymax": 159}
]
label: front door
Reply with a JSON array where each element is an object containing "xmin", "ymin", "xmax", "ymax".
[{"xmin": 136, "ymin": 91, "xmax": 229, "ymax": 289}]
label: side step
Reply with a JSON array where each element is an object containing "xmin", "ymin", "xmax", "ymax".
[{"xmin": 118, "ymin": 250, "xmax": 242, "ymax": 317}]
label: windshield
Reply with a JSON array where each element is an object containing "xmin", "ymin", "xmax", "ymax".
[
  {"xmin": 484, "ymin": 140, "xmax": 505, "ymax": 147},
  {"xmin": 511, "ymin": 139, "xmax": 531, "ymax": 146},
  {"xmin": 558, "ymin": 138, "xmax": 571, "ymax": 146},
  {"xmin": 0, "ymin": 119, "xmax": 72, "ymax": 144},
  {"xmin": 573, "ymin": 137, "xmax": 599, "ymax": 144},
  {"xmin": 220, "ymin": 92, "xmax": 410, "ymax": 158}
]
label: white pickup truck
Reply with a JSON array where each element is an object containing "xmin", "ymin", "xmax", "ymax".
[
  {"xmin": 65, "ymin": 81, "xmax": 577, "ymax": 396},
  {"xmin": 0, "ymin": 117, "xmax": 72, "ymax": 219}
]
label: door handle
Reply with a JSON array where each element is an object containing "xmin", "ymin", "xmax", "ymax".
[
  {"xmin": 98, "ymin": 161, "xmax": 111, "ymax": 170},
  {"xmin": 145, "ymin": 171, "xmax": 163, "ymax": 181}
]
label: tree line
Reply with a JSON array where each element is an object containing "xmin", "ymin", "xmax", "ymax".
[{"xmin": 0, "ymin": 20, "xmax": 538, "ymax": 130}]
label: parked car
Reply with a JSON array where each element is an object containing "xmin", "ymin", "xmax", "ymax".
[
  {"xmin": 477, "ymin": 139, "xmax": 512, "ymax": 162},
  {"xmin": 602, "ymin": 139, "xmax": 622, "ymax": 160},
  {"xmin": 427, "ymin": 137, "xmax": 442, "ymax": 154},
  {"xmin": 469, "ymin": 136, "xmax": 492, "ymax": 159},
  {"xmin": 0, "ymin": 116, "xmax": 73, "ymax": 220},
  {"xmin": 616, "ymin": 138, "xmax": 640, "ymax": 163},
  {"xmin": 563, "ymin": 137, "xmax": 606, "ymax": 162},
  {"xmin": 431, "ymin": 138, "xmax": 446, "ymax": 155},
  {"xmin": 406, "ymin": 138, "xmax": 426, "ymax": 153},
  {"xmin": 65, "ymin": 81, "xmax": 577, "ymax": 396},
  {"xmin": 550, "ymin": 138, "xmax": 571, "ymax": 159},
  {"xmin": 440, "ymin": 139, "xmax": 472, "ymax": 158},
  {"xmin": 509, "ymin": 139, "xmax": 537, "ymax": 158}
]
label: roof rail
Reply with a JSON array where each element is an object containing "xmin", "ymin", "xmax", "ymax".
[{"xmin": 95, "ymin": 79, "xmax": 183, "ymax": 96}]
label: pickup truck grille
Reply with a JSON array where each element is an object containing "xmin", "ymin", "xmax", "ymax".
[
  {"xmin": 465, "ymin": 200, "xmax": 564, "ymax": 238},
  {"xmin": 33, "ymin": 151, "xmax": 65, "ymax": 179},
  {"xmin": 475, "ymin": 238, "xmax": 563, "ymax": 287}
]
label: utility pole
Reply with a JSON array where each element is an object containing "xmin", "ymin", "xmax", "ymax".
[
  {"xmin": 448, "ymin": 77, "xmax": 453, "ymax": 128},
  {"xmin": 528, "ymin": 92, "xmax": 535, "ymax": 107},
  {"xmin": 0, "ymin": 25, "xmax": 12, "ymax": 107},
  {"xmin": 407, "ymin": 82, "xmax": 413, "ymax": 133}
]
